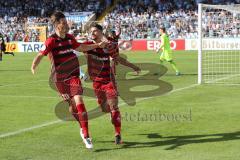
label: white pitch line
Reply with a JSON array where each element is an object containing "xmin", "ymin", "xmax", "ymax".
[
  {"xmin": 0, "ymin": 120, "xmax": 62, "ymax": 138},
  {"xmin": 0, "ymin": 79, "xmax": 89, "ymax": 88},
  {"xmin": 0, "ymin": 83, "xmax": 199, "ymax": 139},
  {"xmin": 0, "ymin": 94, "xmax": 96, "ymax": 101},
  {"xmin": 0, "ymin": 80, "xmax": 48, "ymax": 88},
  {"xmin": 0, "ymin": 94, "xmax": 59, "ymax": 99},
  {"xmin": 1, "ymin": 68, "xmax": 237, "ymax": 139},
  {"xmin": 125, "ymin": 83, "xmax": 199, "ymax": 106},
  {"xmin": 206, "ymin": 73, "xmax": 240, "ymax": 84},
  {"xmin": 167, "ymin": 84, "xmax": 199, "ymax": 94}
]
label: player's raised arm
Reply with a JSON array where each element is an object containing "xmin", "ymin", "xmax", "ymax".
[
  {"xmin": 31, "ymin": 36, "xmax": 54, "ymax": 75},
  {"xmin": 69, "ymin": 32, "xmax": 107, "ymax": 52},
  {"xmin": 116, "ymin": 23, "xmax": 121, "ymax": 37},
  {"xmin": 31, "ymin": 53, "xmax": 44, "ymax": 74},
  {"xmin": 115, "ymin": 55, "xmax": 141, "ymax": 75},
  {"xmin": 75, "ymin": 41, "xmax": 107, "ymax": 52}
]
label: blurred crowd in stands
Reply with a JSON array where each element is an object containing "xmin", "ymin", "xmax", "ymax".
[
  {"xmin": 0, "ymin": 0, "xmax": 112, "ymax": 41},
  {"xmin": 0, "ymin": 0, "xmax": 239, "ymax": 42},
  {"xmin": 0, "ymin": 0, "xmax": 112, "ymax": 17},
  {"xmin": 103, "ymin": 0, "xmax": 240, "ymax": 39}
]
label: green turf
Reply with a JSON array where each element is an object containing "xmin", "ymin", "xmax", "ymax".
[{"xmin": 0, "ymin": 51, "xmax": 239, "ymax": 160}]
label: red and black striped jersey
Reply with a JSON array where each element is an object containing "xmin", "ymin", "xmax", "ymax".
[
  {"xmin": 40, "ymin": 33, "xmax": 81, "ymax": 82},
  {"xmin": 112, "ymin": 35, "xmax": 120, "ymax": 43},
  {"xmin": 110, "ymin": 35, "xmax": 120, "ymax": 53},
  {"xmin": 84, "ymin": 39, "xmax": 118, "ymax": 82}
]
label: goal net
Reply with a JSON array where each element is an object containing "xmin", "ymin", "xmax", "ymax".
[{"xmin": 198, "ymin": 4, "xmax": 240, "ymax": 84}]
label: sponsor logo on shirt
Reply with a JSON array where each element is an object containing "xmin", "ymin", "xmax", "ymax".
[
  {"xmin": 58, "ymin": 49, "xmax": 74, "ymax": 55},
  {"xmin": 91, "ymin": 54, "xmax": 109, "ymax": 61}
]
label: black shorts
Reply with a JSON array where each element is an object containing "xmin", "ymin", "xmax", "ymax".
[{"xmin": 1, "ymin": 43, "xmax": 6, "ymax": 52}]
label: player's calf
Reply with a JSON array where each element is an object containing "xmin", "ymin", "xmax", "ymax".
[
  {"xmin": 68, "ymin": 104, "xmax": 79, "ymax": 122},
  {"xmin": 109, "ymin": 106, "xmax": 122, "ymax": 144}
]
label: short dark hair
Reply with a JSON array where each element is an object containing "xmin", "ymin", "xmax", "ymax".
[
  {"xmin": 160, "ymin": 26, "xmax": 166, "ymax": 32},
  {"xmin": 50, "ymin": 11, "xmax": 66, "ymax": 25},
  {"xmin": 91, "ymin": 23, "xmax": 103, "ymax": 31}
]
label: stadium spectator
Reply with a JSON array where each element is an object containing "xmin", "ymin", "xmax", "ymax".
[
  {"xmin": 0, "ymin": 0, "xmax": 113, "ymax": 41},
  {"xmin": 0, "ymin": 0, "xmax": 239, "ymax": 41},
  {"xmin": 103, "ymin": 0, "xmax": 240, "ymax": 39}
]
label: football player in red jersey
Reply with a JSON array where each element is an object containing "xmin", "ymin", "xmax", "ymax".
[
  {"xmin": 31, "ymin": 11, "xmax": 107, "ymax": 149},
  {"xmin": 81, "ymin": 23, "xmax": 140, "ymax": 144}
]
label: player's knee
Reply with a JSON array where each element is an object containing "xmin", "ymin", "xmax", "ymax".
[
  {"xmin": 73, "ymin": 95, "xmax": 84, "ymax": 105},
  {"xmin": 160, "ymin": 58, "xmax": 164, "ymax": 61},
  {"xmin": 109, "ymin": 104, "xmax": 119, "ymax": 111},
  {"xmin": 107, "ymin": 100, "xmax": 117, "ymax": 110},
  {"xmin": 100, "ymin": 102, "xmax": 111, "ymax": 113},
  {"xmin": 69, "ymin": 105, "xmax": 77, "ymax": 114},
  {"xmin": 69, "ymin": 106, "xmax": 73, "ymax": 113}
]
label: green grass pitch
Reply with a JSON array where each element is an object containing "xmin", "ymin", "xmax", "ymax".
[{"xmin": 0, "ymin": 51, "xmax": 239, "ymax": 160}]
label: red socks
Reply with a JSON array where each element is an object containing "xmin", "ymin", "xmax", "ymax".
[
  {"xmin": 111, "ymin": 110, "xmax": 121, "ymax": 136},
  {"xmin": 70, "ymin": 105, "xmax": 80, "ymax": 122},
  {"xmin": 76, "ymin": 103, "xmax": 89, "ymax": 138},
  {"xmin": 73, "ymin": 103, "xmax": 121, "ymax": 138}
]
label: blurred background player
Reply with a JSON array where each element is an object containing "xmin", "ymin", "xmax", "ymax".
[
  {"xmin": 79, "ymin": 67, "xmax": 88, "ymax": 81},
  {"xmin": 0, "ymin": 33, "xmax": 14, "ymax": 61},
  {"xmin": 31, "ymin": 11, "xmax": 107, "ymax": 149},
  {"xmin": 80, "ymin": 23, "xmax": 140, "ymax": 144},
  {"xmin": 73, "ymin": 50, "xmax": 89, "ymax": 81},
  {"xmin": 156, "ymin": 26, "xmax": 180, "ymax": 76}
]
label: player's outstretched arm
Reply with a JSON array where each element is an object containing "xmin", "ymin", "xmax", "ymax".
[
  {"xmin": 116, "ymin": 56, "xmax": 141, "ymax": 75},
  {"xmin": 76, "ymin": 41, "xmax": 108, "ymax": 52},
  {"xmin": 116, "ymin": 23, "xmax": 121, "ymax": 37},
  {"xmin": 31, "ymin": 53, "xmax": 44, "ymax": 75}
]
